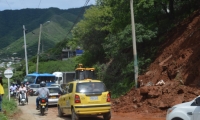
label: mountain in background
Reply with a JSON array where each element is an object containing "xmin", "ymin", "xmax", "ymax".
[{"xmin": 0, "ymin": 6, "xmax": 90, "ymax": 59}]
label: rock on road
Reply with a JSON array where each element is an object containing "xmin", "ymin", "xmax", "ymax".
[{"xmin": 15, "ymin": 96, "xmax": 166, "ymax": 120}]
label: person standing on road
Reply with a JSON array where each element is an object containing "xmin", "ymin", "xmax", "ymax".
[
  {"xmin": 0, "ymin": 75, "xmax": 5, "ymax": 112},
  {"xmin": 35, "ymin": 81, "xmax": 49, "ymax": 110}
]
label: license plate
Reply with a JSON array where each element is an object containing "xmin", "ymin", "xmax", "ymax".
[
  {"xmin": 51, "ymin": 96, "xmax": 56, "ymax": 99},
  {"xmin": 90, "ymin": 96, "xmax": 98, "ymax": 100}
]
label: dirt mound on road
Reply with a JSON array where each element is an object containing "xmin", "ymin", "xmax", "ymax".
[{"xmin": 112, "ymin": 10, "xmax": 200, "ymax": 114}]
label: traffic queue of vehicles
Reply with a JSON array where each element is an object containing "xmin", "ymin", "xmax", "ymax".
[
  {"xmin": 21, "ymin": 64, "xmax": 111, "ymax": 120},
  {"xmin": 21, "ymin": 65, "xmax": 200, "ymax": 120},
  {"xmin": 57, "ymin": 64, "xmax": 111, "ymax": 120}
]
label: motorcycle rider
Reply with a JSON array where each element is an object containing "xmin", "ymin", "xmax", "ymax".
[
  {"xmin": 18, "ymin": 83, "xmax": 27, "ymax": 104},
  {"xmin": 35, "ymin": 81, "xmax": 49, "ymax": 110},
  {"xmin": 10, "ymin": 84, "xmax": 17, "ymax": 97},
  {"xmin": 9, "ymin": 84, "xmax": 14, "ymax": 91}
]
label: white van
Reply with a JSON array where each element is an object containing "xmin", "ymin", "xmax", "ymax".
[
  {"xmin": 52, "ymin": 71, "xmax": 75, "ymax": 84},
  {"xmin": 52, "ymin": 72, "xmax": 63, "ymax": 84}
]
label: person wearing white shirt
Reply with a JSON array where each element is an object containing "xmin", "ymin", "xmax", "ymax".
[
  {"xmin": 9, "ymin": 85, "xmax": 14, "ymax": 91},
  {"xmin": 13, "ymin": 85, "xmax": 17, "ymax": 89},
  {"xmin": 18, "ymin": 84, "xmax": 27, "ymax": 104}
]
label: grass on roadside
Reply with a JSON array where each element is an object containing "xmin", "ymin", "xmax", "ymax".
[{"xmin": 0, "ymin": 79, "xmax": 18, "ymax": 120}]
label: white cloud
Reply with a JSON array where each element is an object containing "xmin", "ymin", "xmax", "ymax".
[{"xmin": 0, "ymin": 0, "xmax": 96, "ymax": 11}]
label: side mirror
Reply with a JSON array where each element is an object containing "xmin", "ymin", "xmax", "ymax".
[{"xmin": 195, "ymin": 97, "xmax": 200, "ymax": 106}]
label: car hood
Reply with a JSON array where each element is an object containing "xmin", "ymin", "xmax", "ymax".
[
  {"xmin": 173, "ymin": 100, "xmax": 194, "ymax": 108},
  {"xmin": 173, "ymin": 96, "xmax": 200, "ymax": 108}
]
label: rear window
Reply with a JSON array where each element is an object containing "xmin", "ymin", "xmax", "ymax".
[
  {"xmin": 48, "ymin": 88, "xmax": 60, "ymax": 93},
  {"xmin": 76, "ymin": 82, "xmax": 106, "ymax": 93}
]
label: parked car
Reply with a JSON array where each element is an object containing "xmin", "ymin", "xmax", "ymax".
[
  {"xmin": 28, "ymin": 84, "xmax": 40, "ymax": 96},
  {"xmin": 57, "ymin": 79, "xmax": 111, "ymax": 120},
  {"xmin": 166, "ymin": 96, "xmax": 200, "ymax": 120},
  {"xmin": 46, "ymin": 86, "xmax": 62, "ymax": 105}
]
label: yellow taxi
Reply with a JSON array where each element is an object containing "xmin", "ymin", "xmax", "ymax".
[{"xmin": 57, "ymin": 65, "xmax": 111, "ymax": 120}]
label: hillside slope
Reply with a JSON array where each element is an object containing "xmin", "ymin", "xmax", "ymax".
[
  {"xmin": 112, "ymin": 10, "xmax": 200, "ymax": 114},
  {"xmin": 0, "ymin": 7, "xmax": 89, "ymax": 58},
  {"xmin": 1, "ymin": 20, "xmax": 72, "ymax": 58}
]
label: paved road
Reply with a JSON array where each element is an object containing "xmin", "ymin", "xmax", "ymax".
[
  {"xmin": 16, "ymin": 96, "xmax": 65, "ymax": 120},
  {"xmin": 16, "ymin": 96, "xmax": 106, "ymax": 120},
  {"xmin": 16, "ymin": 96, "xmax": 165, "ymax": 120}
]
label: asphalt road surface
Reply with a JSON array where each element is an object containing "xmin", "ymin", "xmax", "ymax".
[{"xmin": 15, "ymin": 96, "xmax": 165, "ymax": 120}]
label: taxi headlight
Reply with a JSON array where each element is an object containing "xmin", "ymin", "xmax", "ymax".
[{"xmin": 167, "ymin": 107, "xmax": 176, "ymax": 114}]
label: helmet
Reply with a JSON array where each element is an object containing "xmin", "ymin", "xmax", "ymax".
[{"xmin": 40, "ymin": 81, "xmax": 46, "ymax": 87}]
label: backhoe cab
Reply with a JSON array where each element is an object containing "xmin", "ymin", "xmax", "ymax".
[{"xmin": 75, "ymin": 64, "xmax": 96, "ymax": 80}]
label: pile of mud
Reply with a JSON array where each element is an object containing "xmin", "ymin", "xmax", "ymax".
[{"xmin": 112, "ymin": 10, "xmax": 200, "ymax": 113}]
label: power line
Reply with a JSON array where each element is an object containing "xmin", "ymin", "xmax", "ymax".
[
  {"xmin": 5, "ymin": 0, "xmax": 12, "ymax": 9},
  {"xmin": 42, "ymin": 0, "xmax": 90, "ymax": 59},
  {"xmin": 38, "ymin": 0, "xmax": 42, "ymax": 8},
  {"xmin": 51, "ymin": 0, "xmax": 90, "ymax": 57},
  {"xmin": 67, "ymin": 0, "xmax": 90, "ymax": 35},
  {"xmin": 51, "ymin": 0, "xmax": 90, "ymax": 55}
]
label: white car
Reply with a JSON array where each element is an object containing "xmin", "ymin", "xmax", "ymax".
[
  {"xmin": 46, "ymin": 86, "xmax": 62, "ymax": 105},
  {"xmin": 166, "ymin": 96, "xmax": 200, "ymax": 120}
]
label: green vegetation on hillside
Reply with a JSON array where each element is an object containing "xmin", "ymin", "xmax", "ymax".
[
  {"xmin": 1, "ymin": 0, "xmax": 200, "ymax": 98},
  {"xmin": 0, "ymin": 6, "xmax": 90, "ymax": 58},
  {"xmin": 0, "ymin": 80, "xmax": 17, "ymax": 120},
  {"xmin": 67, "ymin": 0, "xmax": 200, "ymax": 97}
]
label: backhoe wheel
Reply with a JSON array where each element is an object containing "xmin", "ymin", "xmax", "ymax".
[
  {"xmin": 58, "ymin": 106, "xmax": 63, "ymax": 117},
  {"xmin": 103, "ymin": 111, "xmax": 111, "ymax": 120},
  {"xmin": 71, "ymin": 109, "xmax": 79, "ymax": 120}
]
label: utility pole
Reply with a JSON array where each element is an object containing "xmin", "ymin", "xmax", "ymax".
[
  {"xmin": 23, "ymin": 25, "xmax": 29, "ymax": 75},
  {"xmin": 36, "ymin": 24, "xmax": 42, "ymax": 73},
  {"xmin": 130, "ymin": 0, "xmax": 138, "ymax": 88}
]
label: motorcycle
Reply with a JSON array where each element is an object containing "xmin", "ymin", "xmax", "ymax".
[
  {"xmin": 19, "ymin": 90, "xmax": 28, "ymax": 105},
  {"xmin": 28, "ymin": 89, "xmax": 34, "ymax": 96},
  {"xmin": 39, "ymin": 97, "xmax": 48, "ymax": 115},
  {"xmin": 10, "ymin": 90, "xmax": 17, "ymax": 97}
]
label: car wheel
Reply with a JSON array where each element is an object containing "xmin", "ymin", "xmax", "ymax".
[
  {"xmin": 103, "ymin": 111, "xmax": 111, "ymax": 120},
  {"xmin": 172, "ymin": 118, "xmax": 183, "ymax": 120},
  {"xmin": 71, "ymin": 109, "xmax": 79, "ymax": 120},
  {"xmin": 58, "ymin": 105, "xmax": 63, "ymax": 117}
]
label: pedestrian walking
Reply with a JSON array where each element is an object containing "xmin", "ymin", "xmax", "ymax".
[{"xmin": 0, "ymin": 74, "xmax": 4, "ymax": 112}]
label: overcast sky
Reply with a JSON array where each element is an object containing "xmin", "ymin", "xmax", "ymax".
[{"xmin": 0, "ymin": 0, "xmax": 96, "ymax": 11}]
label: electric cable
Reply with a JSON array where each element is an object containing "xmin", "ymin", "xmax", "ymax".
[
  {"xmin": 51, "ymin": 0, "xmax": 90, "ymax": 57},
  {"xmin": 66, "ymin": 0, "xmax": 90, "ymax": 36},
  {"xmin": 37, "ymin": 0, "xmax": 42, "ymax": 8},
  {"xmin": 5, "ymin": 0, "xmax": 12, "ymax": 9}
]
